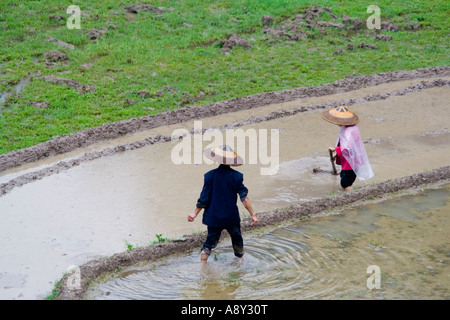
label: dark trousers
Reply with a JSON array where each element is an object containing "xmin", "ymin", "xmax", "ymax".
[
  {"xmin": 202, "ymin": 225, "xmax": 244, "ymax": 257},
  {"xmin": 340, "ymin": 169, "xmax": 357, "ymax": 188}
]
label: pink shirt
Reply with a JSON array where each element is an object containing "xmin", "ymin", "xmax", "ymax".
[{"xmin": 335, "ymin": 146, "xmax": 353, "ymax": 171}]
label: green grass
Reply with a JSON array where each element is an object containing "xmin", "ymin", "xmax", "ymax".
[
  {"xmin": 0, "ymin": 0, "xmax": 448, "ymax": 154},
  {"xmin": 44, "ymin": 279, "xmax": 62, "ymax": 300}
]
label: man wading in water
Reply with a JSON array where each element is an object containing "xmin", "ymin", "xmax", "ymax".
[
  {"xmin": 187, "ymin": 145, "xmax": 258, "ymax": 263},
  {"xmin": 322, "ymin": 106, "xmax": 374, "ymax": 191}
]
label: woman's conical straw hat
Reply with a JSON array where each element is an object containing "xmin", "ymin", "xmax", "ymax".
[{"xmin": 322, "ymin": 106, "xmax": 359, "ymax": 126}]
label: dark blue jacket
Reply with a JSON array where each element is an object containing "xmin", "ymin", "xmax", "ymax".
[{"xmin": 196, "ymin": 165, "xmax": 248, "ymax": 227}]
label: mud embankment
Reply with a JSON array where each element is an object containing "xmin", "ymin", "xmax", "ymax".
[
  {"xmin": 57, "ymin": 165, "xmax": 450, "ymax": 300},
  {"xmin": 1, "ymin": 66, "xmax": 449, "ymax": 173},
  {"xmin": 1, "ymin": 74, "xmax": 449, "ymax": 197}
]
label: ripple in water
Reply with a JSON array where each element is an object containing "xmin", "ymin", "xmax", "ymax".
[{"xmin": 86, "ymin": 186, "xmax": 450, "ymax": 300}]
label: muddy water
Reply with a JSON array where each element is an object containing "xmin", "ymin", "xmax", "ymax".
[
  {"xmin": 0, "ymin": 77, "xmax": 449, "ymax": 299},
  {"xmin": 0, "ymin": 75, "xmax": 32, "ymax": 105},
  {"xmin": 85, "ymin": 185, "xmax": 450, "ymax": 300}
]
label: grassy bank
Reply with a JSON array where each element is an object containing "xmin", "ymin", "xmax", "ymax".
[{"xmin": 0, "ymin": 0, "xmax": 448, "ymax": 154}]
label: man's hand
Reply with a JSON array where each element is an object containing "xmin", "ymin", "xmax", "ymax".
[
  {"xmin": 251, "ymin": 215, "xmax": 258, "ymax": 226},
  {"xmin": 188, "ymin": 207, "xmax": 202, "ymax": 222},
  {"xmin": 242, "ymin": 196, "xmax": 258, "ymax": 226}
]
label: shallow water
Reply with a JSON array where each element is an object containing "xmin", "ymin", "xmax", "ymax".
[
  {"xmin": 0, "ymin": 75, "xmax": 32, "ymax": 105},
  {"xmin": 85, "ymin": 185, "xmax": 450, "ymax": 300},
  {"xmin": 0, "ymin": 77, "xmax": 448, "ymax": 300}
]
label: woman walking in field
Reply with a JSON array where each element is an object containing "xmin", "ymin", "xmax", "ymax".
[{"xmin": 322, "ymin": 106, "xmax": 374, "ymax": 190}]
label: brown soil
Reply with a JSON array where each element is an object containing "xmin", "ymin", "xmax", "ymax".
[
  {"xmin": 221, "ymin": 34, "xmax": 252, "ymax": 52},
  {"xmin": 28, "ymin": 101, "xmax": 50, "ymax": 109},
  {"xmin": 374, "ymin": 34, "xmax": 392, "ymax": 41},
  {"xmin": 124, "ymin": 5, "xmax": 172, "ymax": 16},
  {"xmin": 42, "ymin": 75, "xmax": 97, "ymax": 94},
  {"xmin": 43, "ymin": 50, "xmax": 69, "ymax": 62},
  {"xmin": 43, "ymin": 50, "xmax": 69, "ymax": 68},
  {"xmin": 56, "ymin": 165, "xmax": 450, "ymax": 300},
  {"xmin": 1, "ymin": 66, "xmax": 448, "ymax": 174},
  {"xmin": 261, "ymin": 5, "xmax": 400, "ymax": 43},
  {"xmin": 45, "ymin": 37, "xmax": 75, "ymax": 50},
  {"xmin": 87, "ymin": 28, "xmax": 108, "ymax": 41},
  {"xmin": 261, "ymin": 5, "xmax": 418, "ymax": 53}
]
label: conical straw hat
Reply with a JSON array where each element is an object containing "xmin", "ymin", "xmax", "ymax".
[
  {"xmin": 322, "ymin": 106, "xmax": 359, "ymax": 126},
  {"xmin": 203, "ymin": 145, "xmax": 243, "ymax": 166}
]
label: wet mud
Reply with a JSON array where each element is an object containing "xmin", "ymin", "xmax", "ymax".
[
  {"xmin": 0, "ymin": 74, "xmax": 33, "ymax": 106},
  {"xmin": 42, "ymin": 75, "xmax": 97, "ymax": 94},
  {"xmin": 1, "ymin": 68, "xmax": 449, "ymax": 196},
  {"xmin": 57, "ymin": 166, "xmax": 450, "ymax": 300}
]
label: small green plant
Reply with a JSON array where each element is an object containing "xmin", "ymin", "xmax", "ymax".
[
  {"xmin": 124, "ymin": 240, "xmax": 134, "ymax": 251},
  {"xmin": 156, "ymin": 233, "xmax": 167, "ymax": 242},
  {"xmin": 224, "ymin": 271, "xmax": 240, "ymax": 283},
  {"xmin": 368, "ymin": 240, "xmax": 384, "ymax": 247},
  {"xmin": 150, "ymin": 233, "xmax": 169, "ymax": 245}
]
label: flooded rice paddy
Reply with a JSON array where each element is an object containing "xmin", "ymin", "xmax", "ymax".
[
  {"xmin": 86, "ymin": 185, "xmax": 450, "ymax": 300},
  {"xmin": 0, "ymin": 74, "xmax": 449, "ymax": 299}
]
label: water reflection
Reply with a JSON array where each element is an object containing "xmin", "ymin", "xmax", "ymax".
[{"xmin": 86, "ymin": 185, "xmax": 450, "ymax": 300}]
